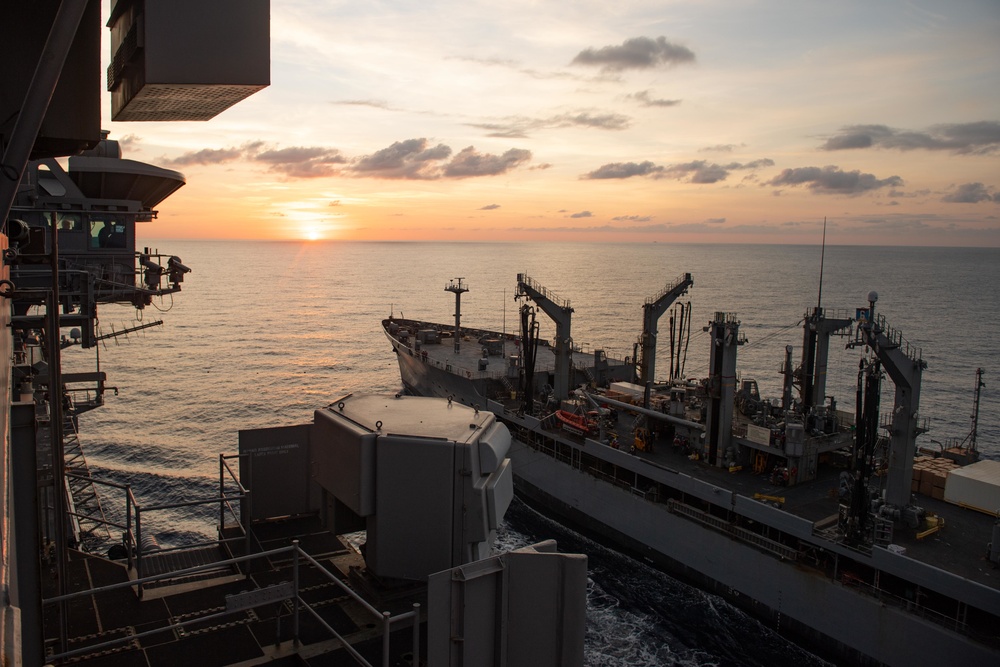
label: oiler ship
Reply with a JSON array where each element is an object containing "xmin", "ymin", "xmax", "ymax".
[{"xmin": 383, "ymin": 274, "xmax": 1000, "ymax": 666}]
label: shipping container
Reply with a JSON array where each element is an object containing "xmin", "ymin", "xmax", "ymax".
[{"xmin": 943, "ymin": 460, "xmax": 1000, "ymax": 515}]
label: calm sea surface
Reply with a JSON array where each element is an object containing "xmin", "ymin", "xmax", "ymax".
[{"xmin": 64, "ymin": 241, "xmax": 1000, "ymax": 666}]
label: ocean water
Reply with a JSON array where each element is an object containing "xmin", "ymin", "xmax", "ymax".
[{"xmin": 64, "ymin": 240, "xmax": 999, "ymax": 665}]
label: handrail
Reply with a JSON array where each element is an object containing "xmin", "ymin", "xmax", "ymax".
[
  {"xmin": 405, "ymin": 339, "xmax": 628, "ymax": 382},
  {"xmin": 136, "ymin": 495, "xmax": 247, "ymax": 514},
  {"xmin": 220, "ymin": 453, "xmax": 247, "ymax": 493},
  {"xmin": 517, "ymin": 272, "xmax": 571, "ymax": 310},
  {"xmin": 644, "ymin": 272, "xmax": 692, "ymax": 306},
  {"xmin": 65, "ymin": 469, "xmax": 251, "ymax": 591},
  {"xmin": 131, "ymin": 491, "xmax": 247, "ymax": 593},
  {"xmin": 221, "ymin": 453, "xmax": 252, "ymax": 561},
  {"xmin": 42, "ymin": 541, "xmax": 421, "ymax": 667},
  {"xmin": 871, "ymin": 313, "xmax": 922, "ymax": 363}
]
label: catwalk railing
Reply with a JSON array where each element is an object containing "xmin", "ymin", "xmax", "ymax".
[{"xmin": 42, "ymin": 541, "xmax": 421, "ymax": 666}]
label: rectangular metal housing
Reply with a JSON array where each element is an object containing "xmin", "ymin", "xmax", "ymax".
[
  {"xmin": 367, "ymin": 434, "xmax": 458, "ymax": 580},
  {"xmin": 311, "ymin": 409, "xmax": 376, "ymax": 517},
  {"xmin": 108, "ymin": 0, "xmax": 270, "ymax": 121}
]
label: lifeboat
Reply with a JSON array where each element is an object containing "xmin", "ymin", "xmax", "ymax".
[{"xmin": 555, "ymin": 410, "xmax": 596, "ymax": 436}]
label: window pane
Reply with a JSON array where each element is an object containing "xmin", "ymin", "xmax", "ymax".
[{"xmin": 56, "ymin": 212, "xmax": 83, "ymax": 231}]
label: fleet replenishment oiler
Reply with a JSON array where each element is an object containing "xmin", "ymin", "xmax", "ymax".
[{"xmin": 383, "ymin": 273, "xmax": 1000, "ymax": 666}]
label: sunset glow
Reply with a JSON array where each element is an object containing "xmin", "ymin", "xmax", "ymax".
[{"xmin": 104, "ymin": 1, "xmax": 999, "ymax": 247}]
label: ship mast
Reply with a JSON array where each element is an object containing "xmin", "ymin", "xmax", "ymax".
[
  {"xmin": 445, "ymin": 278, "xmax": 468, "ymax": 354},
  {"xmin": 966, "ymin": 368, "xmax": 984, "ymax": 454},
  {"xmin": 800, "ymin": 218, "xmax": 850, "ymax": 414}
]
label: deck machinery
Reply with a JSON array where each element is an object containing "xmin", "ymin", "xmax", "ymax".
[
  {"xmin": 850, "ymin": 291, "xmax": 927, "ymax": 528},
  {"xmin": 636, "ymin": 272, "xmax": 693, "ymax": 401}
]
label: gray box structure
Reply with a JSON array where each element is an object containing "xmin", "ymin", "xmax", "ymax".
[
  {"xmin": 108, "ymin": 0, "xmax": 270, "ymax": 121},
  {"xmin": 312, "ymin": 394, "xmax": 514, "ymax": 581},
  {"xmin": 428, "ymin": 540, "xmax": 587, "ymax": 667}
]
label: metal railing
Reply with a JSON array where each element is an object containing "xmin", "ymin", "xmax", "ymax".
[
  {"xmin": 62, "ymin": 474, "xmax": 135, "ymax": 570},
  {"xmin": 407, "ymin": 344, "xmax": 510, "ymax": 382},
  {"xmin": 516, "ymin": 273, "xmax": 571, "ymax": 310},
  {"xmin": 62, "ymin": 453, "xmax": 251, "ymax": 596},
  {"xmin": 42, "ymin": 540, "xmax": 421, "ymax": 666},
  {"xmin": 127, "ymin": 457, "xmax": 250, "ymax": 597},
  {"xmin": 839, "ymin": 570, "xmax": 978, "ymax": 641},
  {"xmin": 869, "ymin": 313, "xmax": 922, "ymax": 363},
  {"xmin": 645, "ymin": 272, "xmax": 692, "ymax": 306}
]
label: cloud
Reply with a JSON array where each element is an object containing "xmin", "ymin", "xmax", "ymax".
[
  {"xmin": 349, "ymin": 139, "xmax": 531, "ymax": 180},
  {"xmin": 571, "ymin": 36, "xmax": 695, "ymax": 72},
  {"xmin": 941, "ymin": 182, "xmax": 998, "ymax": 203},
  {"xmin": 664, "ymin": 159, "xmax": 775, "ymax": 184},
  {"xmin": 705, "ymin": 217, "xmax": 726, "ymax": 224},
  {"xmin": 351, "ymin": 138, "xmax": 452, "ymax": 179},
  {"xmin": 450, "ymin": 55, "xmax": 604, "ymax": 83},
  {"xmin": 612, "ymin": 214, "xmax": 653, "ymax": 222},
  {"xmin": 569, "ymin": 211, "xmax": 593, "ymax": 218},
  {"xmin": 164, "ymin": 141, "xmax": 264, "ymax": 166},
  {"xmin": 117, "ymin": 133, "xmax": 140, "ymax": 149},
  {"xmin": 444, "ymin": 147, "xmax": 532, "ymax": 178},
  {"xmin": 512, "ymin": 222, "xmax": 676, "ymax": 234},
  {"xmin": 820, "ymin": 121, "xmax": 1000, "ymax": 155},
  {"xmin": 887, "ymin": 189, "xmax": 930, "ymax": 199},
  {"xmin": 480, "ymin": 204, "xmax": 501, "ymax": 210},
  {"xmin": 627, "ymin": 90, "xmax": 681, "ymax": 108},
  {"xmin": 767, "ymin": 165, "xmax": 903, "ymax": 194},
  {"xmin": 740, "ymin": 159, "xmax": 776, "ymax": 169},
  {"xmin": 253, "ymin": 146, "xmax": 348, "ymax": 178},
  {"xmin": 583, "ymin": 161, "xmax": 664, "ymax": 180},
  {"xmin": 469, "ymin": 111, "xmax": 631, "ymax": 138},
  {"xmin": 164, "ymin": 141, "xmax": 345, "ymax": 177},
  {"xmin": 699, "ymin": 144, "xmax": 742, "ymax": 153},
  {"xmin": 165, "ymin": 138, "xmax": 532, "ymax": 181},
  {"xmin": 334, "ymin": 99, "xmax": 393, "ymax": 110},
  {"xmin": 583, "ymin": 158, "xmax": 772, "ymax": 183}
]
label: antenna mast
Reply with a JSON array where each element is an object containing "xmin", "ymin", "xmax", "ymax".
[
  {"xmin": 445, "ymin": 278, "xmax": 469, "ymax": 354},
  {"xmin": 817, "ymin": 217, "xmax": 827, "ymax": 312},
  {"xmin": 969, "ymin": 368, "xmax": 984, "ymax": 454}
]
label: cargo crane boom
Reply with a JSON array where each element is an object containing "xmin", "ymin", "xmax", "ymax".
[
  {"xmin": 638, "ymin": 273, "xmax": 693, "ymax": 391},
  {"xmin": 851, "ymin": 292, "xmax": 926, "ymax": 511},
  {"xmin": 516, "ymin": 274, "xmax": 573, "ymax": 402}
]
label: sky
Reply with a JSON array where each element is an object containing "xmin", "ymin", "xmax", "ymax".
[{"xmin": 102, "ymin": 1, "xmax": 1000, "ymax": 245}]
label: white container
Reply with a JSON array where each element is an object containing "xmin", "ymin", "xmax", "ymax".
[
  {"xmin": 609, "ymin": 381, "xmax": 645, "ymax": 399},
  {"xmin": 943, "ymin": 459, "xmax": 1000, "ymax": 515}
]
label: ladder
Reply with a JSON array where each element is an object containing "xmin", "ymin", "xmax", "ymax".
[{"xmin": 63, "ymin": 410, "xmax": 111, "ymax": 546}]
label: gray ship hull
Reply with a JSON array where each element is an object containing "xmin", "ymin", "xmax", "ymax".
[
  {"xmin": 385, "ymin": 320, "xmax": 1000, "ymax": 667},
  {"xmin": 510, "ymin": 442, "xmax": 994, "ymax": 667},
  {"xmin": 393, "ymin": 333, "xmax": 492, "ymax": 406}
]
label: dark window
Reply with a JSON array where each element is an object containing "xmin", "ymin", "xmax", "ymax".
[
  {"xmin": 56, "ymin": 212, "xmax": 83, "ymax": 231},
  {"xmin": 89, "ymin": 216, "xmax": 126, "ymax": 249}
]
